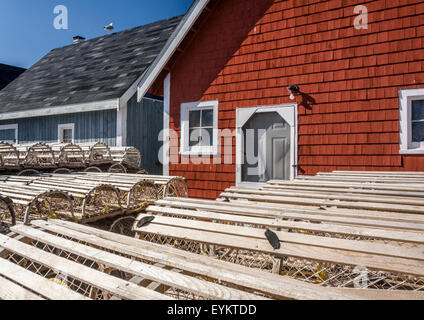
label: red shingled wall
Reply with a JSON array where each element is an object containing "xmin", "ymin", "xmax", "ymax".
[{"xmin": 168, "ymin": 0, "xmax": 424, "ymax": 199}]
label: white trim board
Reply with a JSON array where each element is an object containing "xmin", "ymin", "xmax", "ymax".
[
  {"xmin": 0, "ymin": 99, "xmax": 119, "ymax": 121},
  {"xmin": 137, "ymin": 0, "xmax": 210, "ymax": 102},
  {"xmin": 236, "ymin": 104, "xmax": 298, "ymax": 185},
  {"xmin": 163, "ymin": 73, "xmax": 171, "ymax": 176}
]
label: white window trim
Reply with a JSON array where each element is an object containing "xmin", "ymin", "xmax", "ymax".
[
  {"xmin": 235, "ymin": 104, "xmax": 298, "ymax": 185},
  {"xmin": 180, "ymin": 100, "xmax": 218, "ymax": 156},
  {"xmin": 58, "ymin": 123, "xmax": 75, "ymax": 143},
  {"xmin": 399, "ymin": 88, "xmax": 424, "ymax": 154},
  {"xmin": 0, "ymin": 124, "xmax": 18, "ymax": 144}
]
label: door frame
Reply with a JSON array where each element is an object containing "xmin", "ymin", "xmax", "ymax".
[{"xmin": 235, "ymin": 104, "xmax": 297, "ymax": 186}]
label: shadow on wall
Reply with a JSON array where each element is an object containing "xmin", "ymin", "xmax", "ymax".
[{"xmin": 171, "ymin": 0, "xmax": 276, "ymax": 126}]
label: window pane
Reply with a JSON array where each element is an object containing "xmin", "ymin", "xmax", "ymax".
[
  {"xmin": 202, "ymin": 109, "xmax": 214, "ymax": 127},
  {"xmin": 201, "ymin": 128, "xmax": 213, "ymax": 146},
  {"xmin": 62, "ymin": 129, "xmax": 73, "ymax": 143},
  {"xmin": 412, "ymin": 122, "xmax": 424, "ymax": 142},
  {"xmin": 412, "ymin": 100, "xmax": 424, "ymax": 120},
  {"xmin": 189, "ymin": 110, "xmax": 201, "ymax": 128},
  {"xmin": 189, "ymin": 128, "xmax": 202, "ymax": 147}
]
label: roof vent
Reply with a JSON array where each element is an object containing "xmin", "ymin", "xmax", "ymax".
[{"xmin": 73, "ymin": 36, "xmax": 86, "ymax": 44}]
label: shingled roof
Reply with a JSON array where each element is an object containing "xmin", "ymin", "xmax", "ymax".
[
  {"xmin": 0, "ymin": 15, "xmax": 183, "ymax": 114},
  {"xmin": 0, "ymin": 64, "xmax": 26, "ymax": 91}
]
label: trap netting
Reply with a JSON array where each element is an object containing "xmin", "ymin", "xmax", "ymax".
[
  {"xmin": 164, "ymin": 178, "xmax": 189, "ymax": 198},
  {"xmin": 138, "ymin": 228, "xmax": 424, "ymax": 291},
  {"xmin": 2, "ymin": 233, "xmax": 215, "ymax": 300}
]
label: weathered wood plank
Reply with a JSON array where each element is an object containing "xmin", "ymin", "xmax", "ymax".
[
  {"xmin": 0, "ymin": 276, "xmax": 44, "ymax": 300},
  {"xmin": 225, "ymin": 187, "xmax": 424, "ymax": 206},
  {"xmin": 137, "ymin": 214, "xmax": 424, "ymax": 261},
  {"xmin": 221, "ymin": 191, "xmax": 424, "ymax": 214},
  {"xmin": 0, "ymin": 258, "xmax": 89, "ymax": 300},
  {"xmin": 157, "ymin": 198, "xmax": 424, "ymax": 229},
  {"xmin": 134, "ymin": 223, "xmax": 424, "ymax": 277},
  {"xmin": 0, "ymin": 233, "xmax": 170, "ymax": 300},
  {"xmin": 35, "ymin": 220, "xmax": 360, "ymax": 300},
  {"xmin": 146, "ymin": 205, "xmax": 424, "ymax": 244},
  {"xmin": 12, "ymin": 224, "xmax": 265, "ymax": 301}
]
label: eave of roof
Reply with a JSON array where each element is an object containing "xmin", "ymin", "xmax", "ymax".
[{"xmin": 136, "ymin": 0, "xmax": 211, "ymax": 102}]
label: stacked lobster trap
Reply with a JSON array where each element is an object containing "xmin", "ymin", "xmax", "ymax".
[
  {"xmin": 0, "ymin": 172, "xmax": 188, "ymax": 236},
  {"xmin": 0, "ymin": 141, "xmax": 144, "ymax": 175},
  {"xmin": 132, "ymin": 171, "xmax": 424, "ymax": 295},
  {"xmin": 3, "ymin": 219, "xmax": 386, "ymax": 301}
]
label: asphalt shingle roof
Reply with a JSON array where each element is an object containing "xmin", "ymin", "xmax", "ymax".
[
  {"xmin": 0, "ymin": 64, "xmax": 26, "ymax": 91},
  {"xmin": 0, "ymin": 15, "xmax": 182, "ymax": 114}
]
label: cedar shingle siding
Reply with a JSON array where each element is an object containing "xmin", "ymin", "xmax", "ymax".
[{"xmin": 167, "ymin": 0, "xmax": 424, "ymax": 199}]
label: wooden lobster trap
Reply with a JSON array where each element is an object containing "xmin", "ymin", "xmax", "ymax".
[
  {"xmin": 133, "ymin": 198, "xmax": 424, "ymax": 293},
  {"xmin": 50, "ymin": 143, "xmax": 86, "ymax": 169},
  {"xmin": 0, "ymin": 142, "xmax": 21, "ymax": 170},
  {"xmin": 71, "ymin": 172, "xmax": 189, "ymax": 198},
  {"xmin": 110, "ymin": 147, "xmax": 141, "ymax": 171},
  {"xmin": 0, "ymin": 182, "xmax": 73, "ymax": 225},
  {"xmin": 4, "ymin": 219, "xmax": 422, "ymax": 300},
  {"xmin": 79, "ymin": 142, "xmax": 113, "ymax": 167},
  {"xmin": 133, "ymin": 169, "xmax": 424, "ymax": 293},
  {"xmin": 15, "ymin": 143, "xmax": 57, "ymax": 170},
  {"xmin": 0, "ymin": 172, "xmax": 160, "ymax": 236}
]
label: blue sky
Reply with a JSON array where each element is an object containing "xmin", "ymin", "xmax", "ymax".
[{"xmin": 0, "ymin": 0, "xmax": 193, "ymax": 68}]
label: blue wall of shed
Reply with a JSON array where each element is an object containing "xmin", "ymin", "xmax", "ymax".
[
  {"xmin": 0, "ymin": 109, "xmax": 117, "ymax": 145},
  {"xmin": 127, "ymin": 95, "xmax": 163, "ymax": 174}
]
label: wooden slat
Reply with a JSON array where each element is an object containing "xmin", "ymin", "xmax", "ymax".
[
  {"xmin": 0, "ymin": 258, "xmax": 89, "ymax": 300},
  {"xmin": 267, "ymin": 179, "xmax": 424, "ymax": 192},
  {"xmin": 134, "ymin": 221, "xmax": 424, "ymax": 277},
  {"xmin": 229, "ymin": 187, "xmax": 424, "ymax": 206},
  {"xmin": 295, "ymin": 175, "xmax": 424, "ymax": 185},
  {"xmin": 138, "ymin": 214, "xmax": 424, "ymax": 261},
  {"xmin": 35, "ymin": 219, "xmax": 361, "ymax": 300},
  {"xmin": 0, "ymin": 276, "xmax": 44, "ymax": 300},
  {"xmin": 322, "ymin": 171, "xmax": 424, "ymax": 178},
  {"xmin": 0, "ymin": 233, "xmax": 169, "ymax": 300},
  {"xmin": 158, "ymin": 198, "xmax": 424, "ymax": 229},
  {"xmin": 221, "ymin": 191, "xmax": 424, "ymax": 214},
  {"xmin": 11, "ymin": 224, "xmax": 265, "ymax": 301},
  {"xmin": 146, "ymin": 205, "xmax": 424, "ymax": 244},
  {"xmin": 262, "ymin": 184, "xmax": 424, "ymax": 198}
]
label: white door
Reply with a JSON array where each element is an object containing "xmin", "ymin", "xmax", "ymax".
[{"xmin": 236, "ymin": 104, "xmax": 297, "ymax": 185}]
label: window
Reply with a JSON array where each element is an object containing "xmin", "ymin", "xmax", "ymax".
[
  {"xmin": 181, "ymin": 100, "xmax": 218, "ymax": 155},
  {"xmin": 58, "ymin": 123, "xmax": 75, "ymax": 143},
  {"xmin": 0, "ymin": 124, "xmax": 18, "ymax": 144},
  {"xmin": 400, "ymin": 89, "xmax": 424, "ymax": 154},
  {"xmin": 412, "ymin": 100, "xmax": 424, "ymax": 143}
]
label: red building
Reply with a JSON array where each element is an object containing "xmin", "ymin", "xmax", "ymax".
[{"xmin": 138, "ymin": 0, "xmax": 424, "ymax": 199}]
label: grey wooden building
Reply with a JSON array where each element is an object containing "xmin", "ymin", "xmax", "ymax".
[{"xmin": 0, "ymin": 16, "xmax": 182, "ymax": 174}]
